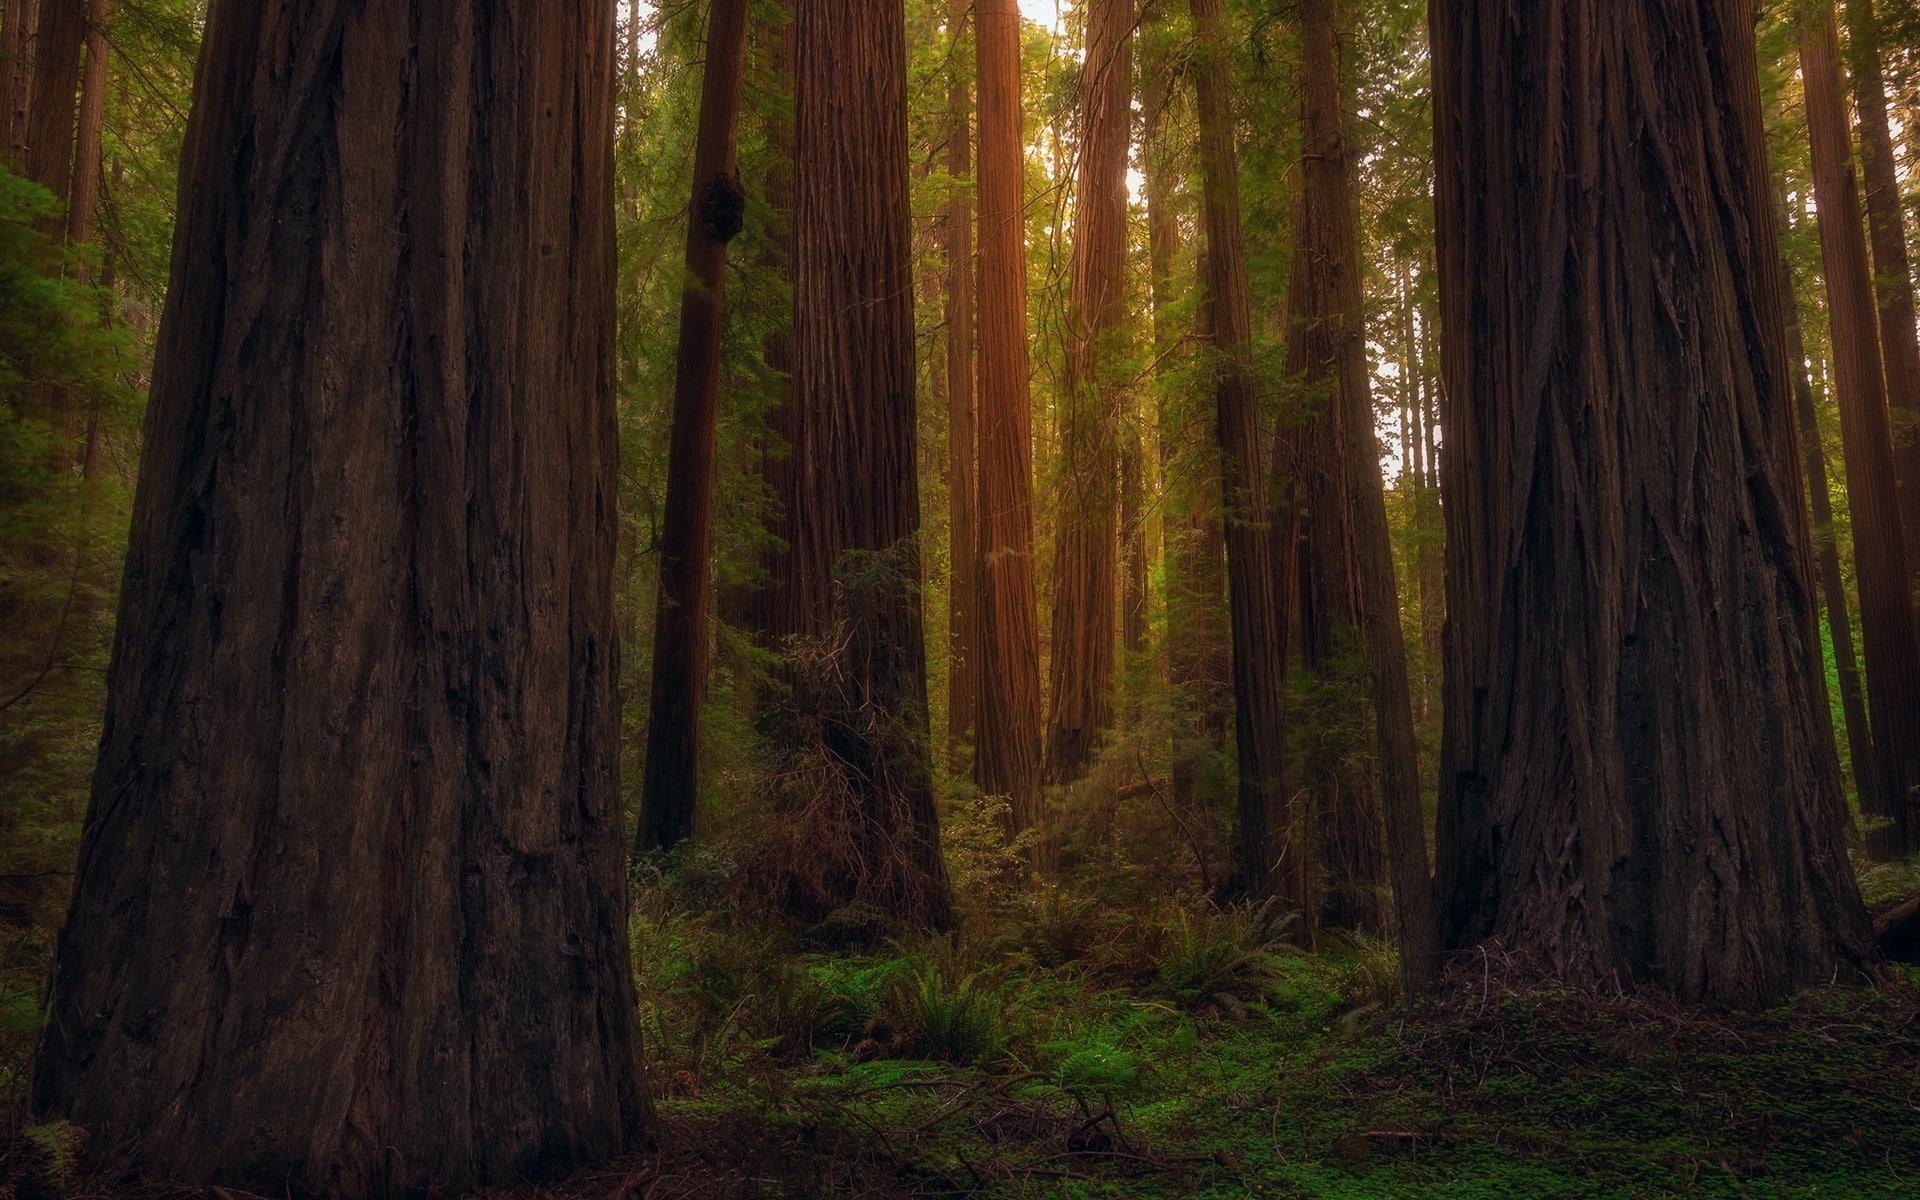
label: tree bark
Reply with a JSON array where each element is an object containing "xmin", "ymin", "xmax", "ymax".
[
  {"xmin": 1043, "ymin": 0, "xmax": 1131, "ymax": 786},
  {"xmin": 1190, "ymin": 0, "xmax": 1306, "ymax": 917},
  {"xmin": 785, "ymin": 0, "xmax": 952, "ymax": 928},
  {"xmin": 974, "ymin": 0, "xmax": 1044, "ymax": 837},
  {"xmin": 1800, "ymin": 4, "xmax": 1920, "ymax": 855},
  {"xmin": 21, "ymin": 0, "xmax": 79, "ymax": 213},
  {"xmin": 1431, "ymin": 0, "xmax": 1877, "ymax": 1007},
  {"xmin": 1844, "ymin": 0, "xmax": 1920, "ymax": 600},
  {"xmin": 31, "ymin": 0, "xmax": 648, "ymax": 1190},
  {"xmin": 62, "ymin": 0, "xmax": 106, "ymax": 246},
  {"xmin": 637, "ymin": 0, "xmax": 751, "ymax": 856},
  {"xmin": 946, "ymin": 0, "xmax": 978, "ymax": 776},
  {"xmin": 1286, "ymin": 0, "xmax": 1437, "ymax": 986},
  {"xmin": 1, "ymin": 0, "xmax": 32, "ymax": 170}
]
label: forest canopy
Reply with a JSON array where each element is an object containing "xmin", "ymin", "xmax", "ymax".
[{"xmin": 2, "ymin": 0, "xmax": 1919, "ymax": 1197}]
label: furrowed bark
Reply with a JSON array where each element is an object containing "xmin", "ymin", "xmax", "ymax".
[{"xmin": 946, "ymin": 0, "xmax": 979, "ymax": 775}]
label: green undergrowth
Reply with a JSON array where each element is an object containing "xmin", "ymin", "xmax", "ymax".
[{"xmin": 629, "ymin": 860, "xmax": 1920, "ymax": 1199}]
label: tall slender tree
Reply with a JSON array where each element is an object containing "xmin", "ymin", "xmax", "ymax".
[
  {"xmin": 1431, "ymin": 0, "xmax": 1876, "ymax": 1007},
  {"xmin": 975, "ymin": 0, "xmax": 1045, "ymax": 837},
  {"xmin": 1800, "ymin": 4, "xmax": 1920, "ymax": 855},
  {"xmin": 1284, "ymin": 0, "xmax": 1437, "ymax": 984},
  {"xmin": 1845, "ymin": 0, "xmax": 1920, "ymax": 590},
  {"xmin": 1044, "ymin": 0, "xmax": 1132, "ymax": 786},
  {"xmin": 31, "ymin": 0, "xmax": 649, "ymax": 1189},
  {"xmin": 637, "ymin": 0, "xmax": 752, "ymax": 855},
  {"xmin": 0, "ymin": 0, "xmax": 28, "ymax": 168},
  {"xmin": 783, "ymin": 0, "xmax": 952, "ymax": 927},
  {"xmin": 64, "ymin": 0, "xmax": 109, "ymax": 249},
  {"xmin": 21, "ymin": 0, "xmax": 79, "ymax": 223},
  {"xmin": 1190, "ymin": 0, "xmax": 1306, "ymax": 915},
  {"xmin": 946, "ymin": 0, "xmax": 979, "ymax": 774}
]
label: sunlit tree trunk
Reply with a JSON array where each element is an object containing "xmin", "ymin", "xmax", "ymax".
[
  {"xmin": 1845, "ymin": 0, "xmax": 1920, "ymax": 596},
  {"xmin": 784, "ymin": 0, "xmax": 952, "ymax": 927},
  {"xmin": 637, "ymin": 0, "xmax": 751, "ymax": 855},
  {"xmin": 1283, "ymin": 0, "xmax": 1436, "ymax": 984},
  {"xmin": 32, "ymin": 1, "xmax": 649, "ymax": 1189},
  {"xmin": 946, "ymin": 0, "xmax": 978, "ymax": 775},
  {"xmin": 1045, "ymin": 0, "xmax": 1130, "ymax": 786},
  {"xmin": 1432, "ymin": 0, "xmax": 1876, "ymax": 1006},
  {"xmin": 1191, "ymin": 0, "xmax": 1307, "ymax": 917},
  {"xmin": 975, "ymin": 0, "xmax": 1044, "ymax": 836},
  {"xmin": 1800, "ymin": 5, "xmax": 1920, "ymax": 855}
]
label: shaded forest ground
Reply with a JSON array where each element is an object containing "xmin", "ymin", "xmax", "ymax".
[{"xmin": 2, "ymin": 849, "xmax": 1918, "ymax": 1199}]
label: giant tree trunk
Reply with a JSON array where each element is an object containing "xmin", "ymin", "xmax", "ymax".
[
  {"xmin": 974, "ymin": 0, "xmax": 1044, "ymax": 836},
  {"xmin": 1800, "ymin": 5, "xmax": 1920, "ymax": 856},
  {"xmin": 784, "ymin": 0, "xmax": 952, "ymax": 928},
  {"xmin": 31, "ymin": 1, "xmax": 648, "ymax": 1190},
  {"xmin": 62, "ymin": 0, "xmax": 107, "ymax": 248},
  {"xmin": 1043, "ymin": 0, "xmax": 1131, "ymax": 786},
  {"xmin": 945, "ymin": 0, "xmax": 978, "ymax": 775},
  {"xmin": 1, "ymin": 0, "xmax": 33, "ymax": 170},
  {"xmin": 1190, "ymin": 0, "xmax": 1306, "ymax": 917},
  {"xmin": 1285, "ymin": 0, "xmax": 1437, "ymax": 985},
  {"xmin": 21, "ymin": 0, "xmax": 79, "ymax": 215},
  {"xmin": 1430, "ymin": 0, "xmax": 1876, "ymax": 1007},
  {"xmin": 637, "ymin": 0, "xmax": 751, "ymax": 855},
  {"xmin": 1845, "ymin": 0, "xmax": 1920, "ymax": 597}
]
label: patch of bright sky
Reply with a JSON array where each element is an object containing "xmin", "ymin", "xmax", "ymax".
[{"xmin": 1019, "ymin": 0, "xmax": 1068, "ymax": 33}]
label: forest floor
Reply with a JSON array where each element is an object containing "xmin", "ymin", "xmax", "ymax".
[{"xmin": 2, "ymin": 858, "xmax": 1918, "ymax": 1199}]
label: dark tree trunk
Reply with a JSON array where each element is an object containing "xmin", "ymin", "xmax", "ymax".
[
  {"xmin": 62, "ymin": 0, "xmax": 106, "ymax": 247},
  {"xmin": 1845, "ymin": 0, "xmax": 1920, "ymax": 599},
  {"xmin": 946, "ymin": 0, "xmax": 978, "ymax": 775},
  {"xmin": 1782, "ymin": 250, "xmax": 1878, "ymax": 818},
  {"xmin": 1121, "ymin": 429, "xmax": 1149, "ymax": 657},
  {"xmin": 1191, "ymin": 0, "xmax": 1307, "ymax": 917},
  {"xmin": 1800, "ymin": 4, "xmax": 1920, "ymax": 855},
  {"xmin": 637, "ymin": 0, "xmax": 751, "ymax": 855},
  {"xmin": 31, "ymin": 0, "xmax": 648, "ymax": 1190},
  {"xmin": 21, "ymin": 0, "xmax": 79, "ymax": 215},
  {"xmin": 1, "ymin": 0, "xmax": 33, "ymax": 170},
  {"xmin": 1284, "ymin": 0, "xmax": 1437, "ymax": 985},
  {"xmin": 1430, "ymin": 0, "xmax": 1877, "ymax": 1007},
  {"xmin": 975, "ymin": 0, "xmax": 1044, "ymax": 836},
  {"xmin": 1044, "ymin": 0, "xmax": 1131, "ymax": 786},
  {"xmin": 785, "ymin": 0, "xmax": 952, "ymax": 927}
]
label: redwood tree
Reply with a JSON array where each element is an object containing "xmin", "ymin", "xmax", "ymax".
[
  {"xmin": 975, "ymin": 0, "xmax": 1044, "ymax": 836},
  {"xmin": 32, "ymin": 0, "xmax": 648, "ymax": 1189},
  {"xmin": 1430, "ymin": 0, "xmax": 1876, "ymax": 1006},
  {"xmin": 1800, "ymin": 4, "xmax": 1920, "ymax": 855},
  {"xmin": 637, "ymin": 0, "xmax": 752, "ymax": 855},
  {"xmin": 1191, "ymin": 0, "xmax": 1306, "ymax": 915},
  {"xmin": 782, "ymin": 0, "xmax": 952, "ymax": 927},
  {"xmin": 1044, "ymin": 0, "xmax": 1132, "ymax": 786},
  {"xmin": 946, "ymin": 0, "xmax": 979, "ymax": 773}
]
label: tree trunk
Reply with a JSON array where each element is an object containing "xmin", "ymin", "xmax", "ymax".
[
  {"xmin": 974, "ymin": 0, "xmax": 1044, "ymax": 836},
  {"xmin": 945, "ymin": 0, "xmax": 978, "ymax": 776},
  {"xmin": 637, "ymin": 0, "xmax": 751, "ymax": 856},
  {"xmin": 1845, "ymin": 0, "xmax": 1920, "ymax": 599},
  {"xmin": 1782, "ymin": 243, "xmax": 1879, "ymax": 818},
  {"xmin": 1190, "ymin": 0, "xmax": 1306, "ymax": 917},
  {"xmin": 1800, "ymin": 5, "xmax": 1920, "ymax": 855},
  {"xmin": 21, "ymin": 0, "xmax": 79, "ymax": 213},
  {"xmin": 785, "ymin": 0, "xmax": 952, "ymax": 928},
  {"xmin": 1043, "ymin": 0, "xmax": 1131, "ymax": 786},
  {"xmin": 32, "ymin": 0, "xmax": 648, "ymax": 1190},
  {"xmin": 62, "ymin": 0, "xmax": 106, "ymax": 246},
  {"xmin": 1431, "ymin": 0, "xmax": 1877, "ymax": 1007},
  {"xmin": 1286, "ymin": 0, "xmax": 1436, "ymax": 986},
  {"xmin": 1, "ymin": 0, "xmax": 32, "ymax": 170},
  {"xmin": 1121, "ymin": 429, "xmax": 1149, "ymax": 657}
]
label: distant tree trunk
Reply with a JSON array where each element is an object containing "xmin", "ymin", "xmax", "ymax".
[
  {"xmin": 1044, "ymin": 0, "xmax": 1131, "ymax": 786},
  {"xmin": 1191, "ymin": 0, "xmax": 1306, "ymax": 917},
  {"xmin": 974, "ymin": 0, "xmax": 1044, "ymax": 836},
  {"xmin": 1431, "ymin": 0, "xmax": 1877, "ymax": 1007},
  {"xmin": 1800, "ymin": 5, "xmax": 1920, "ymax": 856},
  {"xmin": 63, "ymin": 0, "xmax": 106, "ymax": 247},
  {"xmin": 1121, "ymin": 429, "xmax": 1149, "ymax": 657},
  {"xmin": 1782, "ymin": 245, "xmax": 1879, "ymax": 817},
  {"xmin": 747, "ymin": 7, "xmax": 798, "ymax": 655},
  {"xmin": 21, "ymin": 0, "xmax": 79, "ymax": 216},
  {"xmin": 637, "ymin": 0, "xmax": 751, "ymax": 856},
  {"xmin": 1285, "ymin": 0, "xmax": 1436, "ymax": 985},
  {"xmin": 946, "ymin": 0, "xmax": 978, "ymax": 775},
  {"xmin": 785, "ymin": 0, "xmax": 952, "ymax": 927},
  {"xmin": 1, "ymin": 0, "xmax": 33, "ymax": 170},
  {"xmin": 32, "ymin": 0, "xmax": 648, "ymax": 1189},
  {"xmin": 1845, "ymin": 0, "xmax": 1920, "ymax": 595}
]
